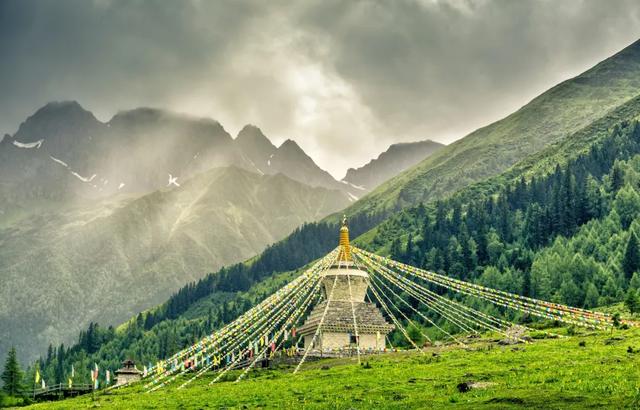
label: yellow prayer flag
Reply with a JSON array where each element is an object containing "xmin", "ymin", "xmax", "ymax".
[{"xmin": 35, "ymin": 369, "xmax": 40, "ymax": 383}]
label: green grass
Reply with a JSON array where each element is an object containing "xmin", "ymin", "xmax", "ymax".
[{"xmin": 29, "ymin": 327, "xmax": 640, "ymax": 409}]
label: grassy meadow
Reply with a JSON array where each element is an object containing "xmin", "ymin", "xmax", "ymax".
[{"xmin": 28, "ymin": 326, "xmax": 640, "ymax": 409}]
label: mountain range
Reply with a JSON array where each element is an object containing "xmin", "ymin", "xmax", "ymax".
[
  {"xmin": 0, "ymin": 103, "xmax": 352, "ymax": 208},
  {"xmin": 0, "ymin": 102, "xmax": 442, "ymax": 362},
  {"xmin": 11, "ymin": 38, "xmax": 640, "ymax": 372},
  {"xmin": 50, "ymin": 36, "xmax": 640, "ymax": 374}
]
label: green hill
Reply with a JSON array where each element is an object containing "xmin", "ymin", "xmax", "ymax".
[
  {"xmin": 13, "ymin": 38, "xmax": 640, "ymax": 408},
  {"xmin": 28, "ymin": 327, "xmax": 640, "ymax": 409},
  {"xmin": 22, "ymin": 99, "xmax": 640, "ymax": 402},
  {"xmin": 339, "ymin": 39, "xmax": 640, "ymax": 217}
]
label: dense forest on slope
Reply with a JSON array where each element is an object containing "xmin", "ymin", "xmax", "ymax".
[
  {"xmin": 368, "ymin": 119, "xmax": 640, "ymax": 309},
  {"xmin": 25, "ymin": 115, "xmax": 640, "ymax": 388}
]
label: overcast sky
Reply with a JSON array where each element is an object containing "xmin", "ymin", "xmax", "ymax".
[{"xmin": 2, "ymin": 0, "xmax": 640, "ymax": 178}]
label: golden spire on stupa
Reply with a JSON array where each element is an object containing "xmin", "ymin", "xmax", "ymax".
[{"xmin": 337, "ymin": 215, "xmax": 352, "ymax": 262}]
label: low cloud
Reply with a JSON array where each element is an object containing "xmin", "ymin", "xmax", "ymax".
[{"xmin": 1, "ymin": 0, "xmax": 640, "ymax": 178}]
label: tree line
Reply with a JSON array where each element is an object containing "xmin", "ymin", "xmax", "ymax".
[
  {"xmin": 16, "ymin": 119, "xmax": 640, "ymax": 388},
  {"xmin": 373, "ymin": 119, "xmax": 640, "ymax": 315}
]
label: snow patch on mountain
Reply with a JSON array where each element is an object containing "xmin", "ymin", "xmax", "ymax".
[
  {"xmin": 341, "ymin": 181, "xmax": 366, "ymax": 191},
  {"xmin": 247, "ymin": 159, "xmax": 264, "ymax": 175},
  {"xmin": 71, "ymin": 172, "xmax": 97, "ymax": 183},
  {"xmin": 50, "ymin": 156, "xmax": 68, "ymax": 168},
  {"xmin": 13, "ymin": 139, "xmax": 43, "ymax": 149}
]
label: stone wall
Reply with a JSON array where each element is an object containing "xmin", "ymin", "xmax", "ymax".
[
  {"xmin": 304, "ymin": 331, "xmax": 386, "ymax": 351},
  {"xmin": 115, "ymin": 372, "xmax": 141, "ymax": 386}
]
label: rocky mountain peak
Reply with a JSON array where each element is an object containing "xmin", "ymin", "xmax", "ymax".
[
  {"xmin": 278, "ymin": 139, "xmax": 307, "ymax": 157},
  {"xmin": 236, "ymin": 124, "xmax": 276, "ymax": 150},
  {"xmin": 14, "ymin": 101, "xmax": 100, "ymax": 139}
]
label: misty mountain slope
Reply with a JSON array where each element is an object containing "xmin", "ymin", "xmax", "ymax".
[
  {"xmin": 102, "ymin": 108, "xmax": 247, "ymax": 193},
  {"xmin": 0, "ymin": 106, "xmax": 363, "ymax": 217},
  {"xmin": 0, "ymin": 103, "xmax": 250, "ymax": 210},
  {"xmin": 0, "ymin": 166, "xmax": 349, "ymax": 362},
  {"xmin": 342, "ymin": 140, "xmax": 445, "ymax": 191},
  {"xmin": 0, "ymin": 102, "xmax": 106, "ymax": 204},
  {"xmin": 339, "ymin": 39, "xmax": 640, "ymax": 217}
]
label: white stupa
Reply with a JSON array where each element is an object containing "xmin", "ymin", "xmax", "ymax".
[{"xmin": 298, "ymin": 217, "xmax": 394, "ymax": 351}]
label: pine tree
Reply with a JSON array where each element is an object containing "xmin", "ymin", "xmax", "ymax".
[
  {"xmin": 611, "ymin": 162, "xmax": 624, "ymax": 192},
  {"xmin": 404, "ymin": 233, "xmax": 414, "ymax": 264},
  {"xmin": 390, "ymin": 238, "xmax": 403, "ymax": 261},
  {"xmin": 1, "ymin": 347, "xmax": 24, "ymax": 397},
  {"xmin": 522, "ymin": 270, "xmax": 532, "ymax": 297},
  {"xmin": 613, "ymin": 185, "xmax": 640, "ymax": 228},
  {"xmin": 622, "ymin": 231, "xmax": 640, "ymax": 280},
  {"xmin": 583, "ymin": 282, "xmax": 600, "ymax": 308},
  {"xmin": 630, "ymin": 272, "xmax": 640, "ymax": 291},
  {"xmin": 624, "ymin": 288, "xmax": 640, "ymax": 314}
]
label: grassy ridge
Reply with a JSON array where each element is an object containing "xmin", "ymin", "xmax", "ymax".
[
  {"xmin": 337, "ymin": 40, "xmax": 640, "ymax": 219},
  {"xmin": 30, "ymin": 327, "xmax": 640, "ymax": 409}
]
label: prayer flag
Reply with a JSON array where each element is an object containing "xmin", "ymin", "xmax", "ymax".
[
  {"xmin": 92, "ymin": 363, "xmax": 99, "ymax": 382},
  {"xmin": 35, "ymin": 369, "xmax": 40, "ymax": 383},
  {"xmin": 68, "ymin": 378, "xmax": 72, "ymax": 388},
  {"xmin": 41, "ymin": 379, "xmax": 45, "ymax": 389},
  {"xmin": 71, "ymin": 364, "xmax": 75, "ymax": 378},
  {"xmin": 106, "ymin": 370, "xmax": 110, "ymax": 384}
]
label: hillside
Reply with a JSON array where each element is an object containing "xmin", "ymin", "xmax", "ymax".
[
  {"xmin": 26, "ymin": 108, "xmax": 640, "ymax": 397},
  {"xmin": 343, "ymin": 139, "xmax": 444, "ymax": 191},
  {"xmin": 12, "ymin": 39, "xmax": 640, "ymax": 407},
  {"xmin": 339, "ymin": 39, "xmax": 640, "ymax": 217},
  {"xmin": 361, "ymin": 118, "xmax": 640, "ymax": 311},
  {"xmin": 29, "ymin": 327, "xmax": 640, "ymax": 409},
  {"xmin": 0, "ymin": 167, "xmax": 349, "ymax": 363}
]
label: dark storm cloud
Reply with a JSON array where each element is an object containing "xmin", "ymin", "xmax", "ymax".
[{"xmin": 2, "ymin": 0, "xmax": 640, "ymax": 178}]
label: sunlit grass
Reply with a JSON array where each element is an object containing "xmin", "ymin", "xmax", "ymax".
[{"xmin": 29, "ymin": 326, "xmax": 640, "ymax": 409}]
